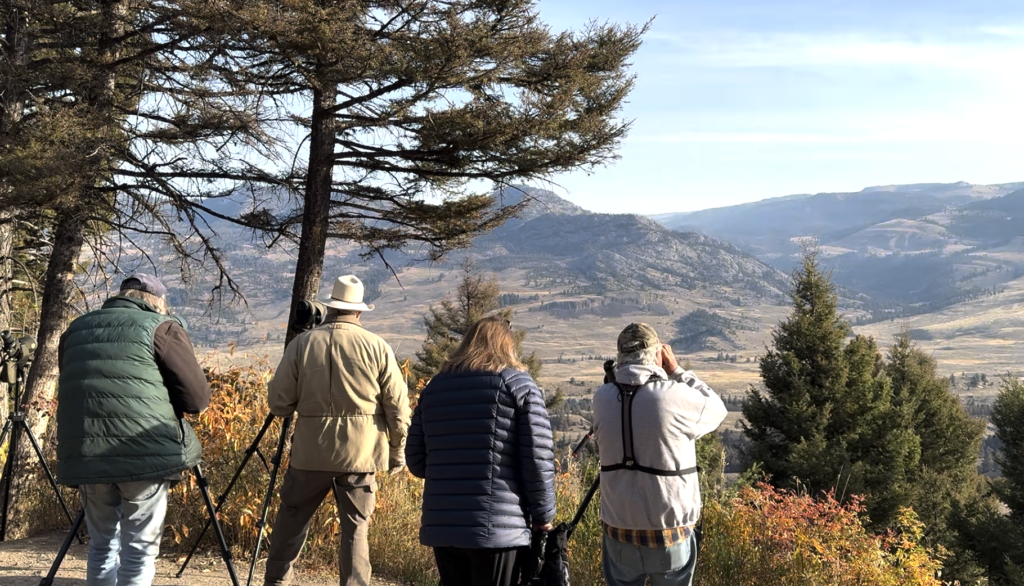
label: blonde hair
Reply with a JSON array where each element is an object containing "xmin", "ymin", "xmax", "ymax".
[
  {"xmin": 119, "ymin": 289, "xmax": 169, "ymax": 315},
  {"xmin": 441, "ymin": 316, "xmax": 524, "ymax": 374}
]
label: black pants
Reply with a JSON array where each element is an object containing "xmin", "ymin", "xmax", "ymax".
[{"xmin": 433, "ymin": 546, "xmax": 518, "ymax": 586}]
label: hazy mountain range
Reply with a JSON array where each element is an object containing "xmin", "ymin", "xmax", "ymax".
[
  {"xmin": 652, "ymin": 181, "xmax": 1024, "ymax": 320},
  {"xmin": 107, "ymin": 180, "xmax": 1024, "ymax": 392}
]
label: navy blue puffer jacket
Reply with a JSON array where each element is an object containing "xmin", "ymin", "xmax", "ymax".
[{"xmin": 405, "ymin": 368, "xmax": 556, "ymax": 549}]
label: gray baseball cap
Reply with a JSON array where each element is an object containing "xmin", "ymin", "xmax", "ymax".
[{"xmin": 120, "ymin": 273, "xmax": 167, "ymax": 298}]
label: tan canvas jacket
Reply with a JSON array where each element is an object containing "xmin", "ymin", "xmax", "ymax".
[{"xmin": 268, "ymin": 314, "xmax": 411, "ymax": 473}]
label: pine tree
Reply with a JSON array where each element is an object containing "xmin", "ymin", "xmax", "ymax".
[
  {"xmin": 0, "ymin": 0, "xmax": 271, "ymax": 536},
  {"xmin": 885, "ymin": 332, "xmax": 988, "ymax": 583},
  {"xmin": 413, "ymin": 264, "xmax": 500, "ymax": 381},
  {"xmin": 413, "ymin": 264, "xmax": 542, "ymax": 388},
  {"xmin": 742, "ymin": 249, "xmax": 919, "ymax": 528},
  {"xmin": 181, "ymin": 0, "xmax": 647, "ymax": 343},
  {"xmin": 962, "ymin": 376, "xmax": 1024, "ymax": 585},
  {"xmin": 993, "ymin": 377, "xmax": 1024, "ymax": 526},
  {"xmin": 743, "ymin": 249, "xmax": 853, "ymax": 489}
]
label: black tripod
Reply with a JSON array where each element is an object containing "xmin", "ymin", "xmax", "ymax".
[
  {"xmin": 39, "ymin": 463, "xmax": 240, "ymax": 586},
  {"xmin": 0, "ymin": 355, "xmax": 81, "ymax": 543},
  {"xmin": 177, "ymin": 413, "xmax": 293, "ymax": 586}
]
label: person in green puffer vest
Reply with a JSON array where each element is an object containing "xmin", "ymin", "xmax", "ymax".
[{"xmin": 56, "ymin": 274, "xmax": 211, "ymax": 586}]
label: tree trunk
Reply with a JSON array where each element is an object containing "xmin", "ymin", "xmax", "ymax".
[
  {"xmin": 0, "ymin": 206, "xmax": 85, "ymax": 538},
  {"xmin": 285, "ymin": 80, "xmax": 337, "ymax": 346}
]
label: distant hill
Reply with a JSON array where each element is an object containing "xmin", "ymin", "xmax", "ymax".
[
  {"xmin": 474, "ymin": 186, "xmax": 790, "ymax": 300},
  {"xmin": 668, "ymin": 308, "xmax": 759, "ymax": 352},
  {"xmin": 650, "ymin": 181, "xmax": 1024, "ymax": 321},
  {"xmin": 494, "ymin": 185, "xmax": 588, "ymax": 220}
]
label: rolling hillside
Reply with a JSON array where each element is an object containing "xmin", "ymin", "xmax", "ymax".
[{"xmin": 651, "ymin": 182, "xmax": 1024, "ymax": 321}]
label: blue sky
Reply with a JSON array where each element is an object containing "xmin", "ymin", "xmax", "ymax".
[{"xmin": 531, "ymin": 0, "xmax": 1024, "ymax": 213}]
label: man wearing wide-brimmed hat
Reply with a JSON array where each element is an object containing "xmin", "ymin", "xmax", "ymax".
[{"xmin": 265, "ymin": 275, "xmax": 411, "ymax": 586}]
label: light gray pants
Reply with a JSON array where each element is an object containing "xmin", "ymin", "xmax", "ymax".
[
  {"xmin": 264, "ymin": 467, "xmax": 376, "ymax": 586},
  {"xmin": 80, "ymin": 480, "xmax": 170, "ymax": 586}
]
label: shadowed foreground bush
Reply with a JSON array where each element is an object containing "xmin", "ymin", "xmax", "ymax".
[{"xmin": 22, "ymin": 364, "xmax": 944, "ymax": 586}]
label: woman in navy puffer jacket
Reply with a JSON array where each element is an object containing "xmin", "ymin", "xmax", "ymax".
[{"xmin": 406, "ymin": 315, "xmax": 556, "ymax": 586}]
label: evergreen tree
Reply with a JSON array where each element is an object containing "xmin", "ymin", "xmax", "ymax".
[
  {"xmin": 0, "ymin": 0, "xmax": 270, "ymax": 536},
  {"xmin": 993, "ymin": 377, "xmax": 1024, "ymax": 527},
  {"xmin": 885, "ymin": 332, "xmax": 988, "ymax": 583},
  {"xmin": 964, "ymin": 376, "xmax": 1024, "ymax": 585},
  {"xmin": 742, "ymin": 249, "xmax": 918, "ymax": 528},
  {"xmin": 412, "ymin": 264, "xmax": 544, "ymax": 395},
  {"xmin": 183, "ymin": 0, "xmax": 647, "ymax": 343}
]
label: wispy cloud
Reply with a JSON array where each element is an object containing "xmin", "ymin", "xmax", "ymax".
[
  {"xmin": 632, "ymin": 24, "xmax": 1024, "ymax": 149},
  {"xmin": 649, "ymin": 27, "xmax": 1024, "ymax": 71},
  {"xmin": 631, "ymin": 108, "xmax": 1024, "ymax": 148}
]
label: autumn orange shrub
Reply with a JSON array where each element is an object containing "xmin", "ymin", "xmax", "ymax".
[{"xmin": 697, "ymin": 483, "xmax": 943, "ymax": 586}]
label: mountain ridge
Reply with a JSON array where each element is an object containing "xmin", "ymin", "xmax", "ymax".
[{"xmin": 649, "ymin": 181, "xmax": 1024, "ymax": 321}]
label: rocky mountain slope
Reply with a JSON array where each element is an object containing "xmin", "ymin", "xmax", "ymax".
[{"xmin": 474, "ymin": 187, "xmax": 789, "ymax": 300}]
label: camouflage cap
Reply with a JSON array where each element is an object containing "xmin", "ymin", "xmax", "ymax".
[{"xmin": 617, "ymin": 322, "xmax": 659, "ymax": 354}]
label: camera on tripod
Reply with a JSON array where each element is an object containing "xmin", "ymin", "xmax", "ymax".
[
  {"xmin": 1, "ymin": 330, "xmax": 36, "ymax": 386},
  {"xmin": 295, "ymin": 299, "xmax": 326, "ymax": 331}
]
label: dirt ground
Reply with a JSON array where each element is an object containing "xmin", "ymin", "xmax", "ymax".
[{"xmin": 0, "ymin": 531, "xmax": 400, "ymax": 585}]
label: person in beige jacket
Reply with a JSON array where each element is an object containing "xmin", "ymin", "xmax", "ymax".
[{"xmin": 264, "ymin": 275, "xmax": 411, "ymax": 586}]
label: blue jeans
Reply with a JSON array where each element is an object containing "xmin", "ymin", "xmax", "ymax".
[
  {"xmin": 80, "ymin": 480, "xmax": 170, "ymax": 586},
  {"xmin": 602, "ymin": 532, "xmax": 697, "ymax": 586}
]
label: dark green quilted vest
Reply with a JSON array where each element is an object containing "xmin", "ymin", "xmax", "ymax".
[{"xmin": 55, "ymin": 296, "xmax": 202, "ymax": 485}]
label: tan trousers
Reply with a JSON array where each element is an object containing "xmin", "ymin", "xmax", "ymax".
[{"xmin": 264, "ymin": 467, "xmax": 376, "ymax": 586}]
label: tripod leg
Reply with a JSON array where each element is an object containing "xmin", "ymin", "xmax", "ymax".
[
  {"xmin": 0, "ymin": 419, "xmax": 11, "ymax": 530},
  {"xmin": 193, "ymin": 464, "xmax": 241, "ymax": 586},
  {"xmin": 0, "ymin": 420, "xmax": 21, "ymax": 541},
  {"xmin": 22, "ymin": 421, "xmax": 84, "ymax": 543},
  {"xmin": 38, "ymin": 508, "xmax": 86, "ymax": 586},
  {"xmin": 0, "ymin": 419, "xmax": 11, "ymax": 451},
  {"xmin": 177, "ymin": 413, "xmax": 276, "ymax": 577},
  {"xmin": 246, "ymin": 415, "xmax": 292, "ymax": 586}
]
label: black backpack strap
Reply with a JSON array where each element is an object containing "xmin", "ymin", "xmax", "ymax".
[
  {"xmin": 600, "ymin": 462, "xmax": 699, "ymax": 476},
  {"xmin": 600, "ymin": 381, "xmax": 699, "ymax": 477},
  {"xmin": 617, "ymin": 382, "xmax": 638, "ymax": 469}
]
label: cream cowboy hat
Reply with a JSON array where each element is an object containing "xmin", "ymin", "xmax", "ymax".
[{"xmin": 319, "ymin": 275, "xmax": 375, "ymax": 312}]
